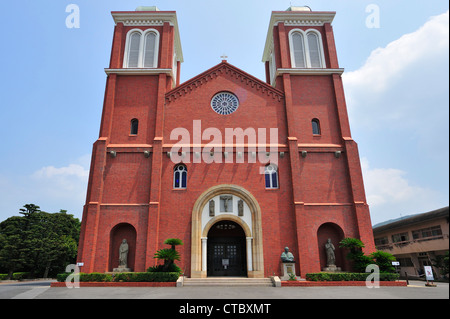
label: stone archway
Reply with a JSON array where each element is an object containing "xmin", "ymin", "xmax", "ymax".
[{"xmin": 191, "ymin": 184, "xmax": 264, "ymax": 278}]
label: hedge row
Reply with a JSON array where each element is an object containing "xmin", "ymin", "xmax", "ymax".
[
  {"xmin": 306, "ymin": 272, "xmax": 400, "ymax": 282},
  {"xmin": 0, "ymin": 272, "xmax": 32, "ymax": 280},
  {"xmin": 56, "ymin": 272, "xmax": 180, "ymax": 283}
]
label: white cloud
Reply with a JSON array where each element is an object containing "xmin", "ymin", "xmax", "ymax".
[
  {"xmin": 32, "ymin": 164, "xmax": 88, "ymax": 180},
  {"xmin": 343, "ymin": 10, "xmax": 449, "ymax": 129},
  {"xmin": 30, "ymin": 161, "xmax": 89, "ymax": 203},
  {"xmin": 342, "ymin": 11, "xmax": 449, "ymax": 225},
  {"xmin": 0, "ymin": 156, "xmax": 90, "ymax": 222},
  {"xmin": 361, "ymin": 158, "xmax": 441, "ymax": 225}
]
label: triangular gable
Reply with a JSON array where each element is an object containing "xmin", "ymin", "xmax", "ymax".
[{"xmin": 165, "ymin": 61, "xmax": 285, "ymax": 103}]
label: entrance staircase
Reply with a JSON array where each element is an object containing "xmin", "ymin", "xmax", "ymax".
[{"xmin": 182, "ymin": 277, "xmax": 274, "ymax": 287}]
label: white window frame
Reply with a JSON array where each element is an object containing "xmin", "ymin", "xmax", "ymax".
[
  {"xmin": 264, "ymin": 164, "xmax": 279, "ymax": 189},
  {"xmin": 268, "ymin": 49, "xmax": 277, "ymax": 86},
  {"xmin": 123, "ymin": 28, "xmax": 160, "ymax": 68},
  {"xmin": 173, "ymin": 164, "xmax": 187, "ymax": 189},
  {"xmin": 288, "ymin": 29, "xmax": 326, "ymax": 69}
]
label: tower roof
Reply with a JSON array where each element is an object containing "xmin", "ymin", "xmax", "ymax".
[
  {"xmin": 285, "ymin": 6, "xmax": 312, "ymax": 12},
  {"xmin": 135, "ymin": 6, "xmax": 160, "ymax": 11}
]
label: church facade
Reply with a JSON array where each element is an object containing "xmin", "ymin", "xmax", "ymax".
[{"xmin": 77, "ymin": 6, "xmax": 376, "ymax": 278}]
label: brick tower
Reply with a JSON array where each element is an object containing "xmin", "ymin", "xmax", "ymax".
[{"xmin": 77, "ymin": 6, "xmax": 375, "ymax": 278}]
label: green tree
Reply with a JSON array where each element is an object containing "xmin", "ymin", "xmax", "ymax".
[
  {"xmin": 0, "ymin": 217, "xmax": 28, "ymax": 277},
  {"xmin": 0, "ymin": 205, "xmax": 80, "ymax": 278},
  {"xmin": 152, "ymin": 238, "xmax": 183, "ymax": 272},
  {"xmin": 339, "ymin": 237, "xmax": 372, "ymax": 272},
  {"xmin": 370, "ymin": 250, "xmax": 396, "ymax": 273},
  {"xmin": 339, "ymin": 237, "xmax": 398, "ymax": 273},
  {"xmin": 432, "ymin": 251, "xmax": 449, "ymax": 279},
  {"xmin": 164, "ymin": 238, "xmax": 184, "ymax": 250}
]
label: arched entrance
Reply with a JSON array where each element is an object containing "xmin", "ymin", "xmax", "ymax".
[
  {"xmin": 207, "ymin": 220, "xmax": 247, "ymax": 277},
  {"xmin": 191, "ymin": 184, "xmax": 264, "ymax": 278}
]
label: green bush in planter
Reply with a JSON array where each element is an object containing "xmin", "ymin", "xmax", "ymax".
[
  {"xmin": 56, "ymin": 271, "xmax": 180, "ymax": 282},
  {"xmin": 113, "ymin": 272, "xmax": 179, "ymax": 282},
  {"xmin": 12, "ymin": 272, "xmax": 31, "ymax": 280},
  {"xmin": 305, "ymin": 272, "xmax": 399, "ymax": 281}
]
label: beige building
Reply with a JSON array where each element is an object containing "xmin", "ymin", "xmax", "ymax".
[{"xmin": 373, "ymin": 207, "xmax": 449, "ymax": 279}]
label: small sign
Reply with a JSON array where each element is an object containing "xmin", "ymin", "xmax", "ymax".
[
  {"xmin": 222, "ymin": 259, "xmax": 229, "ymax": 266},
  {"xmin": 392, "ymin": 261, "xmax": 400, "ymax": 266},
  {"xmin": 76, "ymin": 262, "xmax": 84, "ymax": 267},
  {"xmin": 424, "ymin": 266, "xmax": 434, "ymax": 281}
]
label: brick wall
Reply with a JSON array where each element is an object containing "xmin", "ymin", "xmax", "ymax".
[{"xmin": 77, "ymin": 11, "xmax": 375, "ymax": 277}]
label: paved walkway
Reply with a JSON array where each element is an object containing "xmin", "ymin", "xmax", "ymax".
[{"xmin": 1, "ymin": 280, "xmax": 448, "ymax": 300}]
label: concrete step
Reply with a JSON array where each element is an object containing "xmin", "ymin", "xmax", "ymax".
[{"xmin": 183, "ymin": 277, "xmax": 274, "ymax": 287}]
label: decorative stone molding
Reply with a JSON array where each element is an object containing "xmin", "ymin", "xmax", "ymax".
[
  {"xmin": 190, "ymin": 184, "xmax": 265, "ymax": 278},
  {"xmin": 284, "ymin": 19, "xmax": 327, "ymax": 26},
  {"xmin": 166, "ymin": 62, "xmax": 285, "ymax": 103},
  {"xmin": 121, "ymin": 19, "xmax": 164, "ymax": 26}
]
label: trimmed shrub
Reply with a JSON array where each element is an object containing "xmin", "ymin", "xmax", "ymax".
[
  {"xmin": 81, "ymin": 272, "xmax": 112, "ymax": 282},
  {"xmin": 306, "ymin": 272, "xmax": 400, "ymax": 282},
  {"xmin": 12, "ymin": 272, "xmax": 31, "ymax": 280},
  {"xmin": 56, "ymin": 272, "xmax": 180, "ymax": 283},
  {"xmin": 0, "ymin": 274, "xmax": 8, "ymax": 280},
  {"xmin": 114, "ymin": 272, "xmax": 179, "ymax": 282},
  {"xmin": 147, "ymin": 263, "xmax": 182, "ymax": 274}
]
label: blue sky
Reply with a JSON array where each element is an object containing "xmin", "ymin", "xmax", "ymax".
[{"xmin": 0, "ymin": 0, "xmax": 448, "ymax": 225}]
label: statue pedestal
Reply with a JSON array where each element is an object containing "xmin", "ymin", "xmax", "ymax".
[
  {"xmin": 280, "ymin": 262, "xmax": 297, "ymax": 280},
  {"xmin": 322, "ymin": 265, "xmax": 341, "ymax": 272},
  {"xmin": 113, "ymin": 267, "xmax": 132, "ymax": 273}
]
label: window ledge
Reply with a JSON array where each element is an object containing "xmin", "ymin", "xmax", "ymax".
[
  {"xmin": 276, "ymin": 68, "xmax": 344, "ymax": 76},
  {"xmin": 105, "ymin": 68, "xmax": 174, "ymax": 76}
]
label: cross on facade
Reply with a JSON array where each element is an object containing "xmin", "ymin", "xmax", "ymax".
[{"xmin": 221, "ymin": 54, "xmax": 228, "ymax": 62}]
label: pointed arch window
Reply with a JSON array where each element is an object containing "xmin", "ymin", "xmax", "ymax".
[
  {"xmin": 123, "ymin": 29, "xmax": 160, "ymax": 68},
  {"xmin": 264, "ymin": 164, "xmax": 279, "ymax": 189},
  {"xmin": 312, "ymin": 118, "xmax": 321, "ymax": 135},
  {"xmin": 130, "ymin": 119, "xmax": 139, "ymax": 135},
  {"xmin": 289, "ymin": 29, "xmax": 325, "ymax": 68},
  {"xmin": 173, "ymin": 164, "xmax": 187, "ymax": 189}
]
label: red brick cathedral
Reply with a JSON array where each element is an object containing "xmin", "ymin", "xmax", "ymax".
[{"xmin": 77, "ymin": 6, "xmax": 376, "ymax": 278}]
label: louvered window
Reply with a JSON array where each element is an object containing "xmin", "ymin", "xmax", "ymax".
[
  {"xmin": 289, "ymin": 29, "xmax": 325, "ymax": 69},
  {"xmin": 124, "ymin": 29, "xmax": 159, "ymax": 68},
  {"xmin": 144, "ymin": 32, "xmax": 157, "ymax": 68},
  {"xmin": 127, "ymin": 32, "xmax": 141, "ymax": 68},
  {"xmin": 292, "ymin": 32, "xmax": 306, "ymax": 68},
  {"xmin": 307, "ymin": 33, "xmax": 322, "ymax": 68}
]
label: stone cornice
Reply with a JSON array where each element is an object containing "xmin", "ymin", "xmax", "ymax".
[
  {"xmin": 276, "ymin": 68, "xmax": 344, "ymax": 76},
  {"xmin": 165, "ymin": 62, "xmax": 285, "ymax": 103},
  {"xmin": 105, "ymin": 68, "xmax": 174, "ymax": 76}
]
